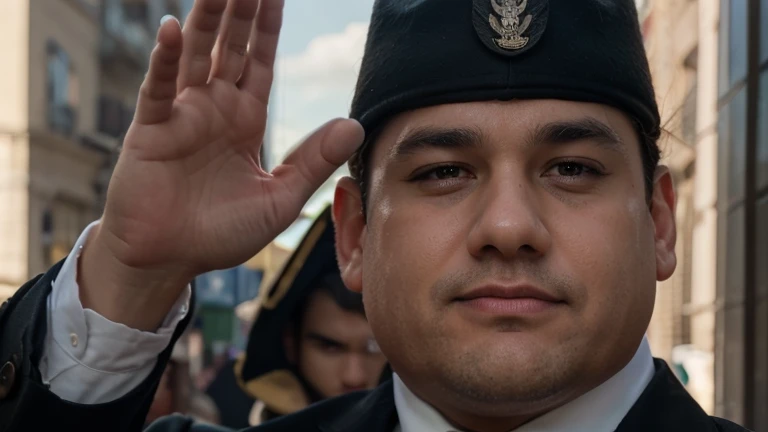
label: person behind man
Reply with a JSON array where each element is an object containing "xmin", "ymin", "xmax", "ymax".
[
  {"xmin": 0, "ymin": 0, "xmax": 752, "ymax": 431},
  {"xmin": 145, "ymin": 330, "xmax": 221, "ymax": 428},
  {"xmin": 205, "ymin": 207, "xmax": 387, "ymax": 428}
]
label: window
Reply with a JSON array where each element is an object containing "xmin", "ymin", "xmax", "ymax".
[
  {"xmin": 717, "ymin": 0, "xmax": 768, "ymax": 426},
  {"xmin": 729, "ymin": 89, "xmax": 748, "ymax": 202},
  {"xmin": 726, "ymin": 206, "xmax": 746, "ymax": 305},
  {"xmin": 718, "ymin": 89, "xmax": 748, "ymax": 204},
  {"xmin": 759, "ymin": 70, "xmax": 768, "ymax": 190},
  {"xmin": 720, "ymin": 0, "xmax": 749, "ymax": 94},
  {"xmin": 761, "ymin": 0, "xmax": 768, "ymax": 64},
  {"xmin": 104, "ymin": 0, "xmax": 123, "ymax": 34},
  {"xmin": 98, "ymin": 95, "xmax": 133, "ymax": 138},
  {"xmin": 719, "ymin": 0, "xmax": 730, "ymax": 95},
  {"xmin": 758, "ymin": 196, "xmax": 768, "ymax": 301},
  {"xmin": 46, "ymin": 41, "xmax": 78, "ymax": 135},
  {"xmin": 729, "ymin": 0, "xmax": 749, "ymax": 86},
  {"xmin": 718, "ymin": 104, "xmax": 731, "ymax": 204}
]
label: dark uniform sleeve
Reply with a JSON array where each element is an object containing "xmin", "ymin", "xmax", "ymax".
[
  {"xmin": 0, "ymin": 261, "xmax": 194, "ymax": 432},
  {"xmin": 146, "ymin": 414, "xmax": 235, "ymax": 432}
]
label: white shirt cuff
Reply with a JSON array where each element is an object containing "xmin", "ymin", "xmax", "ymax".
[{"xmin": 39, "ymin": 221, "xmax": 192, "ymax": 404}]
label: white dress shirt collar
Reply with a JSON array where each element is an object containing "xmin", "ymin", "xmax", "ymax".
[{"xmin": 394, "ymin": 336, "xmax": 655, "ymax": 432}]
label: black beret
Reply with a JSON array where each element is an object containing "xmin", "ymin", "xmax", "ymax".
[{"xmin": 350, "ymin": 0, "xmax": 660, "ymax": 146}]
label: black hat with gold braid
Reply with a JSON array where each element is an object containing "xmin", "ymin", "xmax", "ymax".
[{"xmin": 235, "ymin": 206, "xmax": 339, "ymax": 417}]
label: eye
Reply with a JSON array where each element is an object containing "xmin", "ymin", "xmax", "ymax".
[
  {"xmin": 410, "ymin": 164, "xmax": 473, "ymax": 182},
  {"xmin": 556, "ymin": 162, "xmax": 586, "ymax": 176},
  {"xmin": 317, "ymin": 341, "xmax": 344, "ymax": 354},
  {"xmin": 543, "ymin": 160, "xmax": 605, "ymax": 179}
]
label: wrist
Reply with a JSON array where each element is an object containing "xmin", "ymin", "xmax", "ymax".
[{"xmin": 77, "ymin": 223, "xmax": 193, "ymax": 332}]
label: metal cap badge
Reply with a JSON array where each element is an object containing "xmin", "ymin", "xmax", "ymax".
[{"xmin": 473, "ymin": 0, "xmax": 549, "ymax": 57}]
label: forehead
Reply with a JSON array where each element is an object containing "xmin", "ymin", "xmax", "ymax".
[
  {"xmin": 367, "ymin": 99, "xmax": 638, "ymax": 161},
  {"xmin": 301, "ymin": 290, "xmax": 369, "ymax": 333}
]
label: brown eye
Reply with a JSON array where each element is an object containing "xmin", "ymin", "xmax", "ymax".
[
  {"xmin": 543, "ymin": 160, "xmax": 604, "ymax": 179},
  {"xmin": 410, "ymin": 165, "xmax": 472, "ymax": 182},
  {"xmin": 557, "ymin": 162, "xmax": 585, "ymax": 177},
  {"xmin": 434, "ymin": 166, "xmax": 462, "ymax": 179}
]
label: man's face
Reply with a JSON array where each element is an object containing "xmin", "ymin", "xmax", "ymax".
[
  {"xmin": 291, "ymin": 290, "xmax": 387, "ymax": 399},
  {"xmin": 334, "ymin": 100, "xmax": 676, "ymax": 428}
]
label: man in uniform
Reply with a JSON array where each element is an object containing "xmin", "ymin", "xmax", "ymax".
[
  {"xmin": 0, "ymin": 0, "xmax": 752, "ymax": 431},
  {"xmin": 206, "ymin": 207, "xmax": 387, "ymax": 428}
]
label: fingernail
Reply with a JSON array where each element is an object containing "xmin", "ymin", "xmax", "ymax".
[{"xmin": 160, "ymin": 14, "xmax": 177, "ymax": 26}]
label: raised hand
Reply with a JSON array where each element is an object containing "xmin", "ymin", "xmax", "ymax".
[{"xmin": 79, "ymin": 0, "xmax": 364, "ymax": 331}]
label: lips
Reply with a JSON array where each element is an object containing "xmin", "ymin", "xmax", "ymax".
[
  {"xmin": 456, "ymin": 284, "xmax": 562, "ymax": 303},
  {"xmin": 454, "ymin": 284, "xmax": 564, "ymax": 316}
]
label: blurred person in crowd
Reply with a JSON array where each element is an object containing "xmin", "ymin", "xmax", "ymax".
[
  {"xmin": 144, "ymin": 332, "xmax": 220, "ymax": 428},
  {"xmin": 205, "ymin": 206, "xmax": 388, "ymax": 428}
]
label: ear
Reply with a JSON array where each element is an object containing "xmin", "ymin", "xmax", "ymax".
[
  {"xmin": 651, "ymin": 166, "xmax": 677, "ymax": 282},
  {"xmin": 333, "ymin": 177, "xmax": 366, "ymax": 294}
]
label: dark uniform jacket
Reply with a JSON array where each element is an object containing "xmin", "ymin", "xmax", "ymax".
[{"xmin": 0, "ymin": 261, "xmax": 751, "ymax": 431}]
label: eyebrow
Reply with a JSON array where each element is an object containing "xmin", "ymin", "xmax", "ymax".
[
  {"xmin": 306, "ymin": 332, "xmax": 347, "ymax": 349},
  {"xmin": 392, "ymin": 126, "xmax": 483, "ymax": 158},
  {"xmin": 528, "ymin": 117, "xmax": 625, "ymax": 152},
  {"xmin": 391, "ymin": 117, "xmax": 623, "ymax": 159}
]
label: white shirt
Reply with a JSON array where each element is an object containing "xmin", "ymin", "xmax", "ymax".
[
  {"xmin": 41, "ymin": 223, "xmax": 654, "ymax": 432},
  {"xmin": 393, "ymin": 337, "xmax": 655, "ymax": 432},
  {"xmin": 40, "ymin": 222, "xmax": 191, "ymax": 404}
]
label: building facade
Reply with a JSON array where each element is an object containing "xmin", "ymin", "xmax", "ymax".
[
  {"xmin": 0, "ymin": 0, "xmax": 183, "ymax": 302},
  {"xmin": 641, "ymin": 0, "xmax": 768, "ymax": 429}
]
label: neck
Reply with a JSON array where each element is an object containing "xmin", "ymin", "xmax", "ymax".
[
  {"xmin": 420, "ymin": 385, "xmax": 587, "ymax": 432},
  {"xmin": 394, "ymin": 338, "xmax": 653, "ymax": 432}
]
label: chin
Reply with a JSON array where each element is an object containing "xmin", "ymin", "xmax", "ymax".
[
  {"xmin": 441, "ymin": 363, "xmax": 579, "ymax": 411},
  {"xmin": 428, "ymin": 340, "xmax": 584, "ymax": 403}
]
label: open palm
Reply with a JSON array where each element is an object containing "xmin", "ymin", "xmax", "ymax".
[{"xmin": 98, "ymin": 0, "xmax": 363, "ymax": 277}]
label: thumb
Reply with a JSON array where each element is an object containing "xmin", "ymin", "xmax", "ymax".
[{"xmin": 273, "ymin": 118, "xmax": 365, "ymax": 203}]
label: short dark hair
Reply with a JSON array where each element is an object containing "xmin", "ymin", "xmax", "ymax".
[
  {"xmin": 295, "ymin": 271, "xmax": 366, "ymax": 323},
  {"xmin": 315, "ymin": 272, "xmax": 366, "ymax": 316},
  {"xmin": 348, "ymin": 116, "xmax": 661, "ymax": 214},
  {"xmin": 290, "ymin": 271, "xmax": 366, "ymax": 363}
]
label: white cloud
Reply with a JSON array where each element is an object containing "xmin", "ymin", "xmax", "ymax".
[
  {"xmin": 268, "ymin": 22, "xmax": 369, "ymax": 169},
  {"xmin": 267, "ymin": 121, "xmax": 308, "ymax": 166},
  {"xmin": 275, "ymin": 22, "xmax": 368, "ymax": 103}
]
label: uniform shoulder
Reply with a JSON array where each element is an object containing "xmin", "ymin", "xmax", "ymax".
[
  {"xmin": 712, "ymin": 416, "xmax": 753, "ymax": 432},
  {"xmin": 148, "ymin": 391, "xmax": 372, "ymax": 432},
  {"xmin": 252, "ymin": 390, "xmax": 371, "ymax": 431}
]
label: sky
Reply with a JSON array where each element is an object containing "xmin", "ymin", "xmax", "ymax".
[
  {"xmin": 268, "ymin": 0, "xmax": 375, "ymax": 168},
  {"xmin": 268, "ymin": 0, "xmax": 375, "ymax": 247}
]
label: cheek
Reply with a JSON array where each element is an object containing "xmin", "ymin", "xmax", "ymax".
[
  {"xmin": 362, "ymin": 200, "xmax": 465, "ymax": 354},
  {"xmin": 364, "ymin": 203, "xmax": 453, "ymax": 299},
  {"xmin": 299, "ymin": 349, "xmax": 336, "ymax": 383},
  {"xmin": 554, "ymin": 199, "xmax": 656, "ymax": 326}
]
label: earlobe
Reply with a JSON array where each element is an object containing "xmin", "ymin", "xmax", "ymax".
[
  {"xmin": 332, "ymin": 177, "xmax": 366, "ymax": 294},
  {"xmin": 651, "ymin": 167, "xmax": 677, "ymax": 282}
]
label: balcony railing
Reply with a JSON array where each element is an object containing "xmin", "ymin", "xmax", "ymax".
[
  {"xmin": 100, "ymin": 0, "xmax": 153, "ymax": 69},
  {"xmin": 97, "ymin": 95, "xmax": 133, "ymax": 138},
  {"xmin": 48, "ymin": 103, "xmax": 78, "ymax": 137}
]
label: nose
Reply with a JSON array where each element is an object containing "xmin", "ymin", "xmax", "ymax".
[
  {"xmin": 466, "ymin": 175, "xmax": 552, "ymax": 260},
  {"xmin": 340, "ymin": 354, "xmax": 369, "ymax": 391}
]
